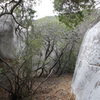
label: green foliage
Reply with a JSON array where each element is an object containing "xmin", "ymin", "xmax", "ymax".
[
  {"xmin": 59, "ymin": 11, "xmax": 84, "ymax": 29},
  {"xmin": 28, "ymin": 37, "xmax": 43, "ymax": 54},
  {"xmin": 34, "ymin": 16, "xmax": 81, "ymax": 73},
  {"xmin": 54, "ymin": 0, "xmax": 95, "ymax": 29},
  {"xmin": 54, "ymin": 0, "xmax": 95, "ymax": 12},
  {"xmin": 34, "ymin": 16, "xmax": 68, "ymax": 35},
  {"xmin": 66, "ymin": 50, "xmax": 78, "ymax": 73}
]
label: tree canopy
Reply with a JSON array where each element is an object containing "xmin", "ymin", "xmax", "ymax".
[{"xmin": 54, "ymin": 0, "xmax": 95, "ymax": 29}]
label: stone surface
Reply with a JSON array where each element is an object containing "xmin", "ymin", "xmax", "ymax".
[
  {"xmin": 0, "ymin": 15, "xmax": 16, "ymax": 59},
  {"xmin": 72, "ymin": 21, "xmax": 100, "ymax": 100}
]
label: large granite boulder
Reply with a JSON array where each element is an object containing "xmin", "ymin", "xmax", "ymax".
[
  {"xmin": 0, "ymin": 15, "xmax": 16, "ymax": 59},
  {"xmin": 72, "ymin": 21, "xmax": 100, "ymax": 100}
]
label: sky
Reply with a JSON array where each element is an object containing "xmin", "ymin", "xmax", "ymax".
[{"xmin": 34, "ymin": 0, "xmax": 56, "ymax": 19}]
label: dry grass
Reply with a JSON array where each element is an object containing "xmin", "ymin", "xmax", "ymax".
[
  {"xmin": 33, "ymin": 74, "xmax": 75, "ymax": 100},
  {"xmin": 0, "ymin": 74, "xmax": 75, "ymax": 100}
]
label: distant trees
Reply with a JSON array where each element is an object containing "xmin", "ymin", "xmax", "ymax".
[{"xmin": 33, "ymin": 17, "xmax": 80, "ymax": 75}]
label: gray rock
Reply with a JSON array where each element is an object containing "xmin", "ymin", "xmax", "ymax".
[
  {"xmin": 72, "ymin": 21, "xmax": 100, "ymax": 100},
  {"xmin": 0, "ymin": 15, "xmax": 16, "ymax": 59}
]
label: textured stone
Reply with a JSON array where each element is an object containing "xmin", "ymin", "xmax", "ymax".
[
  {"xmin": 0, "ymin": 15, "xmax": 16, "ymax": 59},
  {"xmin": 72, "ymin": 21, "xmax": 100, "ymax": 100}
]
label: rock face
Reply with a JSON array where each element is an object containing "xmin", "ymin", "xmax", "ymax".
[
  {"xmin": 72, "ymin": 21, "xmax": 100, "ymax": 100},
  {"xmin": 0, "ymin": 15, "xmax": 16, "ymax": 59}
]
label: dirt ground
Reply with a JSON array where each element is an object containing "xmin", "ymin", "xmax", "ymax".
[
  {"xmin": 33, "ymin": 74, "xmax": 75, "ymax": 100},
  {"xmin": 0, "ymin": 74, "xmax": 75, "ymax": 100}
]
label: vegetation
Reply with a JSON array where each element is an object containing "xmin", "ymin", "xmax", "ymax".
[
  {"xmin": 34, "ymin": 16, "xmax": 80, "ymax": 74},
  {"xmin": 0, "ymin": 0, "xmax": 98, "ymax": 100},
  {"xmin": 54, "ymin": 0, "xmax": 95, "ymax": 29}
]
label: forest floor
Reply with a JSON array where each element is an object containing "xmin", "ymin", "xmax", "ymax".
[
  {"xmin": 0, "ymin": 74, "xmax": 75, "ymax": 100},
  {"xmin": 33, "ymin": 74, "xmax": 75, "ymax": 100}
]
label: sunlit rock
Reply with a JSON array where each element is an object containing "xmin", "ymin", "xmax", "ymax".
[
  {"xmin": 72, "ymin": 21, "xmax": 100, "ymax": 100},
  {"xmin": 0, "ymin": 15, "xmax": 16, "ymax": 59}
]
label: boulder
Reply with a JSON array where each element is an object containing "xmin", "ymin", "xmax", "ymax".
[
  {"xmin": 0, "ymin": 15, "xmax": 16, "ymax": 59},
  {"xmin": 72, "ymin": 21, "xmax": 100, "ymax": 100}
]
